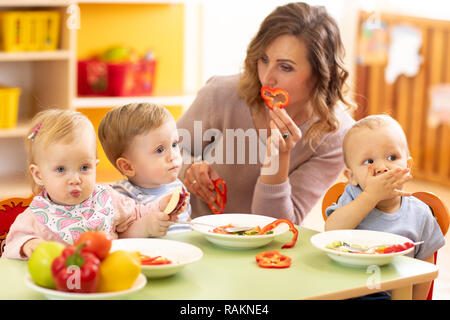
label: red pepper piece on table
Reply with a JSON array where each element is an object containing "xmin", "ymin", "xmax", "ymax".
[
  {"xmin": 51, "ymin": 243, "xmax": 100, "ymax": 293},
  {"xmin": 260, "ymin": 86, "xmax": 290, "ymax": 110},
  {"xmin": 257, "ymin": 218, "xmax": 299, "ymax": 249},
  {"xmin": 208, "ymin": 178, "xmax": 227, "ymax": 214},
  {"xmin": 255, "ymin": 250, "xmax": 291, "ymax": 269}
]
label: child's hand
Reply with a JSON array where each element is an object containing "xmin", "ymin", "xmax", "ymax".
[
  {"xmin": 145, "ymin": 211, "xmax": 172, "ymax": 237},
  {"xmin": 363, "ymin": 165, "xmax": 413, "ymax": 203},
  {"xmin": 22, "ymin": 238, "xmax": 45, "ymax": 258}
]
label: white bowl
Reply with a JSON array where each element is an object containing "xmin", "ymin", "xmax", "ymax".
[
  {"xmin": 110, "ymin": 238, "xmax": 203, "ymax": 278},
  {"xmin": 25, "ymin": 273, "xmax": 146, "ymax": 300},
  {"xmin": 310, "ymin": 229, "xmax": 415, "ymax": 267},
  {"xmin": 191, "ymin": 214, "xmax": 289, "ymax": 249}
]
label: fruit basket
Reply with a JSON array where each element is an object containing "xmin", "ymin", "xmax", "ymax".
[
  {"xmin": 0, "ymin": 86, "xmax": 20, "ymax": 129},
  {"xmin": 77, "ymin": 59, "xmax": 156, "ymax": 97}
]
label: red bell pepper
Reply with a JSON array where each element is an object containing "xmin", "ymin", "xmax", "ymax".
[
  {"xmin": 260, "ymin": 86, "xmax": 290, "ymax": 110},
  {"xmin": 255, "ymin": 250, "xmax": 291, "ymax": 269},
  {"xmin": 257, "ymin": 218, "xmax": 298, "ymax": 249},
  {"xmin": 208, "ymin": 178, "xmax": 227, "ymax": 214},
  {"xmin": 51, "ymin": 243, "xmax": 100, "ymax": 293},
  {"xmin": 376, "ymin": 242, "xmax": 414, "ymax": 254},
  {"xmin": 139, "ymin": 253, "xmax": 172, "ymax": 265}
]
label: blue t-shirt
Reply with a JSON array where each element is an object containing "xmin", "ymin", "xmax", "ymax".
[
  {"xmin": 325, "ymin": 184, "xmax": 445, "ymax": 260},
  {"xmin": 112, "ymin": 179, "xmax": 191, "ymax": 233}
]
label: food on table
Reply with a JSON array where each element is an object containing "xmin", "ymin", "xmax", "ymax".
[
  {"xmin": 138, "ymin": 252, "xmax": 172, "ymax": 265},
  {"xmin": 260, "ymin": 86, "xmax": 290, "ymax": 110},
  {"xmin": 27, "ymin": 241, "xmax": 65, "ymax": 289},
  {"xmin": 210, "ymin": 224, "xmax": 273, "ymax": 235},
  {"xmin": 98, "ymin": 250, "xmax": 141, "ymax": 292},
  {"xmin": 164, "ymin": 186, "xmax": 188, "ymax": 215},
  {"xmin": 326, "ymin": 240, "xmax": 415, "ymax": 254},
  {"xmin": 74, "ymin": 230, "xmax": 112, "ymax": 260},
  {"xmin": 257, "ymin": 218, "xmax": 298, "ymax": 249},
  {"xmin": 208, "ymin": 178, "xmax": 227, "ymax": 214},
  {"xmin": 51, "ymin": 243, "xmax": 101, "ymax": 293},
  {"xmin": 255, "ymin": 250, "xmax": 291, "ymax": 269}
]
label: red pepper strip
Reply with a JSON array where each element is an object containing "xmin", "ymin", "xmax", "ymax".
[
  {"xmin": 260, "ymin": 86, "xmax": 290, "ymax": 110},
  {"xmin": 255, "ymin": 250, "xmax": 291, "ymax": 269},
  {"xmin": 257, "ymin": 218, "xmax": 298, "ymax": 249},
  {"xmin": 207, "ymin": 178, "xmax": 227, "ymax": 214},
  {"xmin": 378, "ymin": 242, "xmax": 414, "ymax": 254},
  {"xmin": 139, "ymin": 253, "xmax": 172, "ymax": 265},
  {"xmin": 51, "ymin": 243, "xmax": 101, "ymax": 293},
  {"xmin": 211, "ymin": 223, "xmax": 234, "ymax": 234}
]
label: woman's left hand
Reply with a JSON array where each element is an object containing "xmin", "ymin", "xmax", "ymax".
[{"xmin": 268, "ymin": 108, "xmax": 302, "ymax": 154}]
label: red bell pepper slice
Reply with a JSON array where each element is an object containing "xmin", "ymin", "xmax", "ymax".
[
  {"xmin": 139, "ymin": 253, "xmax": 172, "ymax": 265},
  {"xmin": 260, "ymin": 86, "xmax": 290, "ymax": 110},
  {"xmin": 51, "ymin": 243, "xmax": 101, "ymax": 293},
  {"xmin": 255, "ymin": 250, "xmax": 291, "ymax": 269},
  {"xmin": 257, "ymin": 218, "xmax": 298, "ymax": 249},
  {"xmin": 376, "ymin": 242, "xmax": 414, "ymax": 254},
  {"xmin": 208, "ymin": 178, "xmax": 227, "ymax": 214}
]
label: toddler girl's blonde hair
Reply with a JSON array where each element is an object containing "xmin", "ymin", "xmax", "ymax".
[
  {"xmin": 98, "ymin": 103, "xmax": 172, "ymax": 171},
  {"xmin": 25, "ymin": 109, "xmax": 96, "ymax": 195}
]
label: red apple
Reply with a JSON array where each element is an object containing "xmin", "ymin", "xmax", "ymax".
[{"xmin": 164, "ymin": 186, "xmax": 187, "ymax": 214}]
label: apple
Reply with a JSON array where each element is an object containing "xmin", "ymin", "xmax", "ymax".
[
  {"xmin": 164, "ymin": 186, "xmax": 187, "ymax": 214},
  {"xmin": 28, "ymin": 241, "xmax": 65, "ymax": 289}
]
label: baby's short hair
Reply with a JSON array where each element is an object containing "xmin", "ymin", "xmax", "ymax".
[
  {"xmin": 98, "ymin": 103, "xmax": 172, "ymax": 170},
  {"xmin": 342, "ymin": 114, "xmax": 409, "ymax": 166}
]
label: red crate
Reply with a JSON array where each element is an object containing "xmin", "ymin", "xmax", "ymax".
[{"xmin": 77, "ymin": 59, "xmax": 156, "ymax": 96}]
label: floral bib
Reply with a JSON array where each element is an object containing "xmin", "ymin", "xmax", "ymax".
[{"xmin": 29, "ymin": 185, "xmax": 114, "ymax": 244}]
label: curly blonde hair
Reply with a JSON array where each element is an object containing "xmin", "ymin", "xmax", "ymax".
[{"xmin": 238, "ymin": 2, "xmax": 354, "ymax": 146}]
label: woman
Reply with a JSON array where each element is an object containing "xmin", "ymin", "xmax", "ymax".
[{"xmin": 177, "ymin": 2, "xmax": 355, "ymax": 224}]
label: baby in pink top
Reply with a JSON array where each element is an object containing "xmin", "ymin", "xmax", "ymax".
[{"xmin": 2, "ymin": 109, "xmax": 186, "ymax": 260}]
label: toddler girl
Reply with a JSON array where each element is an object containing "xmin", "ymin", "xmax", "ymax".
[{"xmin": 2, "ymin": 109, "xmax": 184, "ymax": 260}]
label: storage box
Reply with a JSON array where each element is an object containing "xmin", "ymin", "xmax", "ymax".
[
  {"xmin": 77, "ymin": 59, "xmax": 156, "ymax": 96},
  {"xmin": 0, "ymin": 86, "xmax": 20, "ymax": 129},
  {"xmin": 0, "ymin": 10, "xmax": 60, "ymax": 52}
]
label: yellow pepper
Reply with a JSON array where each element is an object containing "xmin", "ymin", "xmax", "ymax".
[{"xmin": 98, "ymin": 250, "xmax": 141, "ymax": 292}]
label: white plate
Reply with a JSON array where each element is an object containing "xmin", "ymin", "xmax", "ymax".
[
  {"xmin": 191, "ymin": 214, "xmax": 289, "ymax": 249},
  {"xmin": 25, "ymin": 273, "xmax": 146, "ymax": 300},
  {"xmin": 310, "ymin": 229, "xmax": 415, "ymax": 267},
  {"xmin": 110, "ymin": 238, "xmax": 203, "ymax": 278}
]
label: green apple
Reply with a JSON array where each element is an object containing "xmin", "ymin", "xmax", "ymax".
[{"xmin": 27, "ymin": 241, "xmax": 65, "ymax": 289}]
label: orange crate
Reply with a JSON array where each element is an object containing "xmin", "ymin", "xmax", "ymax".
[{"xmin": 0, "ymin": 86, "xmax": 20, "ymax": 129}]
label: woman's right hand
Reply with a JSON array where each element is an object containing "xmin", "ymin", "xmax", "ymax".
[{"xmin": 184, "ymin": 161, "xmax": 218, "ymax": 204}]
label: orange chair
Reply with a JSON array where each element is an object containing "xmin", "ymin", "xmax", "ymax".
[
  {"xmin": 0, "ymin": 195, "xmax": 33, "ymax": 257},
  {"xmin": 321, "ymin": 182, "xmax": 450, "ymax": 300}
]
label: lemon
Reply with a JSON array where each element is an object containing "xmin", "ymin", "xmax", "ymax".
[{"xmin": 98, "ymin": 250, "xmax": 141, "ymax": 292}]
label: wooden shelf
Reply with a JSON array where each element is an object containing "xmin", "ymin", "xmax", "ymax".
[
  {"xmin": 0, "ymin": 50, "xmax": 73, "ymax": 62},
  {"xmin": 73, "ymin": 94, "xmax": 196, "ymax": 108},
  {"xmin": 0, "ymin": 174, "xmax": 32, "ymax": 200},
  {"xmin": 0, "ymin": 122, "xmax": 30, "ymax": 139},
  {"xmin": 77, "ymin": 0, "xmax": 185, "ymax": 4},
  {"xmin": 0, "ymin": 1, "xmax": 74, "ymax": 7}
]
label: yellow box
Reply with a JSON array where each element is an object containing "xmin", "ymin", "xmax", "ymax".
[
  {"xmin": 0, "ymin": 86, "xmax": 20, "ymax": 129},
  {"xmin": 37, "ymin": 11, "xmax": 60, "ymax": 51},
  {"xmin": 0, "ymin": 10, "xmax": 60, "ymax": 52},
  {"xmin": 0, "ymin": 11, "xmax": 29, "ymax": 52}
]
